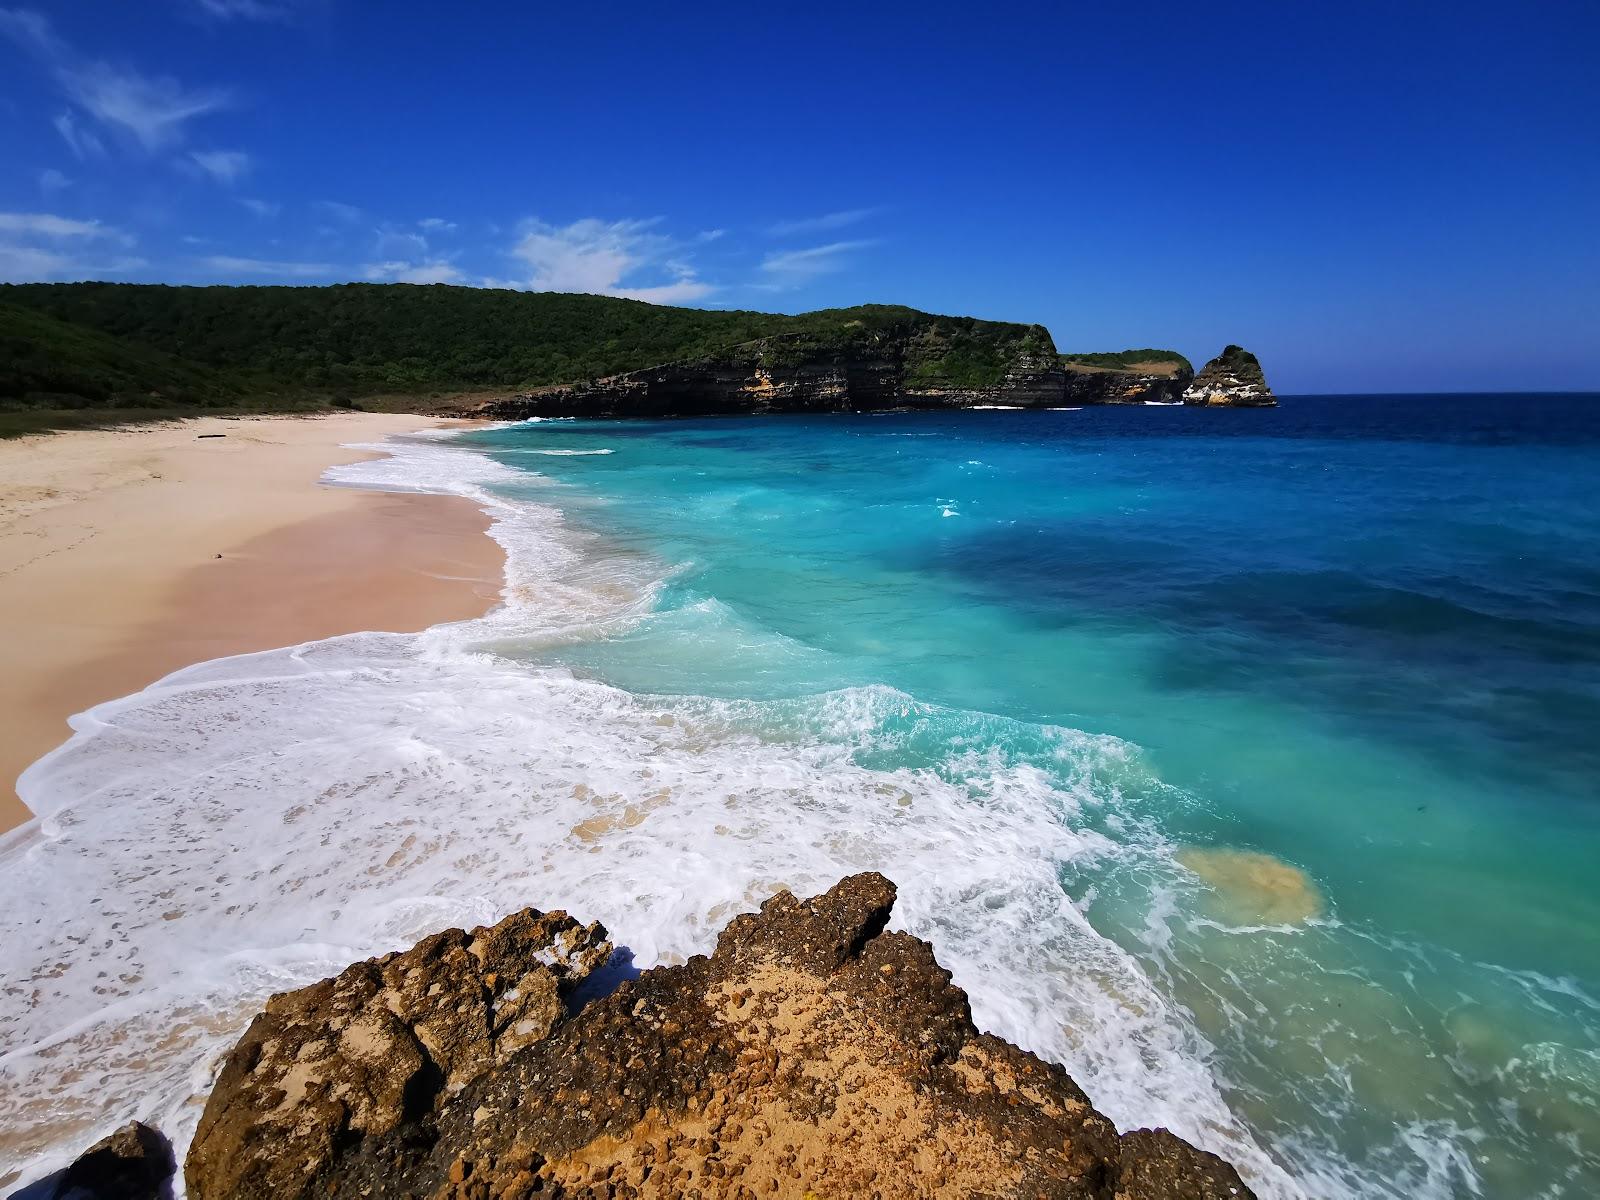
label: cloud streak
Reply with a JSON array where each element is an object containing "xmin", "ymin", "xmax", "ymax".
[
  {"xmin": 192, "ymin": 0, "xmax": 311, "ymax": 21},
  {"xmin": 198, "ymin": 254, "xmax": 332, "ymax": 278},
  {"xmin": 2, "ymin": 8, "xmax": 228, "ymax": 151},
  {"xmin": 189, "ymin": 149, "xmax": 251, "ymax": 183},
  {"xmin": 52, "ymin": 110, "xmax": 104, "ymax": 160},
  {"xmin": 510, "ymin": 217, "xmax": 713, "ymax": 304},
  {"xmin": 765, "ymin": 208, "xmax": 882, "ymax": 238},
  {"xmin": 0, "ymin": 211, "xmax": 126, "ymax": 240},
  {"xmin": 759, "ymin": 239, "xmax": 875, "ymax": 288},
  {"xmin": 364, "ymin": 259, "xmax": 464, "ymax": 285}
]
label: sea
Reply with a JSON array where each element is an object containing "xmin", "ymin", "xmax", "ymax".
[{"xmin": 2, "ymin": 393, "xmax": 1598, "ymax": 1197}]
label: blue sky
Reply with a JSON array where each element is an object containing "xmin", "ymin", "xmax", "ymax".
[{"xmin": 1, "ymin": 1, "xmax": 1596, "ymax": 393}]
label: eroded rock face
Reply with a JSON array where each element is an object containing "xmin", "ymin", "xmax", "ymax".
[
  {"xmin": 185, "ymin": 908, "xmax": 611, "ymax": 1200},
  {"xmin": 1182, "ymin": 345, "xmax": 1276, "ymax": 406},
  {"xmin": 468, "ymin": 326, "xmax": 1071, "ymax": 419},
  {"xmin": 1062, "ymin": 366, "xmax": 1192, "ymax": 405},
  {"xmin": 186, "ymin": 875, "xmax": 1255, "ymax": 1199}
]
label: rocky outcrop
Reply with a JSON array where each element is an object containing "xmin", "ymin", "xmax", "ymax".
[
  {"xmin": 49, "ymin": 1121, "xmax": 174, "ymax": 1200},
  {"xmin": 1182, "ymin": 346, "xmax": 1276, "ymax": 406},
  {"xmin": 1061, "ymin": 365, "xmax": 1191, "ymax": 405},
  {"xmin": 185, "ymin": 907, "xmax": 611, "ymax": 1200},
  {"xmin": 465, "ymin": 337, "xmax": 1276, "ymax": 419},
  {"xmin": 469, "ymin": 324, "xmax": 1071, "ymax": 420},
  {"xmin": 184, "ymin": 874, "xmax": 1255, "ymax": 1200}
]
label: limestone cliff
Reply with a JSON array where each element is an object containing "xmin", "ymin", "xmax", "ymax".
[
  {"xmin": 163, "ymin": 875, "xmax": 1254, "ymax": 1200},
  {"xmin": 465, "ymin": 332, "xmax": 1275, "ymax": 419},
  {"xmin": 469, "ymin": 318, "xmax": 1070, "ymax": 420},
  {"xmin": 1182, "ymin": 346, "xmax": 1276, "ymax": 407}
]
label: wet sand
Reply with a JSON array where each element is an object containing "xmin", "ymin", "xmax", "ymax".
[{"xmin": 0, "ymin": 413, "xmax": 503, "ymax": 831}]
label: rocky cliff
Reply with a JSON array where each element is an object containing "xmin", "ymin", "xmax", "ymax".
[
  {"xmin": 1182, "ymin": 345, "xmax": 1276, "ymax": 406},
  {"xmin": 469, "ymin": 318, "xmax": 1070, "ymax": 420},
  {"xmin": 466, "ymin": 333, "xmax": 1273, "ymax": 419},
  {"xmin": 102, "ymin": 874, "xmax": 1258, "ymax": 1200},
  {"xmin": 1060, "ymin": 364, "xmax": 1191, "ymax": 405}
]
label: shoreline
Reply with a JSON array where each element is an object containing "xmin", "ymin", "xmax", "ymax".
[{"xmin": 0, "ymin": 413, "xmax": 504, "ymax": 833}]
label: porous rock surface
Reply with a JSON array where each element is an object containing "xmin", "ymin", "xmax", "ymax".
[
  {"xmin": 1182, "ymin": 346, "xmax": 1276, "ymax": 406},
  {"xmin": 185, "ymin": 875, "xmax": 1255, "ymax": 1199}
]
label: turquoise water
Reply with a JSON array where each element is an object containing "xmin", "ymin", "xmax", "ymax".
[
  {"xmin": 5, "ymin": 397, "xmax": 1599, "ymax": 1197},
  {"xmin": 461, "ymin": 396, "xmax": 1600, "ymax": 1196}
]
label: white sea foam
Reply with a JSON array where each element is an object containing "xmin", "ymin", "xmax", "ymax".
[{"xmin": 0, "ymin": 430, "xmax": 1324, "ymax": 1195}]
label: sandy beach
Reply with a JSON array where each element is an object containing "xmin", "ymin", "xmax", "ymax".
[{"xmin": 0, "ymin": 413, "xmax": 503, "ymax": 832}]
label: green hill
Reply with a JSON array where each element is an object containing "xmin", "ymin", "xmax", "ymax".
[
  {"xmin": 1, "ymin": 283, "xmax": 1054, "ymax": 399},
  {"xmin": 1059, "ymin": 348, "xmax": 1192, "ymax": 374},
  {"xmin": 0, "ymin": 300, "xmax": 249, "ymax": 409}
]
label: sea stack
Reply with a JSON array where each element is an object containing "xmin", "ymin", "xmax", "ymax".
[{"xmin": 1182, "ymin": 345, "xmax": 1276, "ymax": 406}]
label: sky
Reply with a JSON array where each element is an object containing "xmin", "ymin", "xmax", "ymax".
[{"xmin": 1, "ymin": 1, "xmax": 1597, "ymax": 393}]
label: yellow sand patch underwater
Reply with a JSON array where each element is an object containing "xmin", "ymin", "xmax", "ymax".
[{"xmin": 1176, "ymin": 847, "xmax": 1324, "ymax": 925}]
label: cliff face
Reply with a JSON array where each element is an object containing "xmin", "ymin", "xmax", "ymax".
[
  {"xmin": 470, "ymin": 321, "xmax": 1073, "ymax": 420},
  {"xmin": 173, "ymin": 874, "xmax": 1255, "ymax": 1200},
  {"xmin": 467, "ymin": 334, "xmax": 1273, "ymax": 420},
  {"xmin": 1182, "ymin": 345, "xmax": 1276, "ymax": 406},
  {"xmin": 1061, "ymin": 365, "xmax": 1191, "ymax": 405}
]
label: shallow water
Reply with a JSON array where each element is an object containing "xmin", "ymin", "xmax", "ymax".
[{"xmin": 3, "ymin": 396, "xmax": 1599, "ymax": 1197}]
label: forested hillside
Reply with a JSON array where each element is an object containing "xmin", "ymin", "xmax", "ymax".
[
  {"xmin": 2, "ymin": 283, "xmax": 1052, "ymax": 398},
  {"xmin": 0, "ymin": 302, "xmax": 250, "ymax": 412}
]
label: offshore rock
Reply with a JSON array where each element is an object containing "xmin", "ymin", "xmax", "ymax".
[
  {"xmin": 50, "ymin": 1121, "xmax": 174, "ymax": 1200},
  {"xmin": 185, "ymin": 874, "xmax": 1255, "ymax": 1199},
  {"xmin": 1182, "ymin": 345, "xmax": 1276, "ymax": 406}
]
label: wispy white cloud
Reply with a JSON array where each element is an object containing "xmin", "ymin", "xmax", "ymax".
[
  {"xmin": 375, "ymin": 228, "xmax": 429, "ymax": 257},
  {"xmin": 0, "ymin": 243, "xmax": 71, "ymax": 280},
  {"xmin": 198, "ymin": 254, "xmax": 332, "ymax": 278},
  {"xmin": 237, "ymin": 197, "xmax": 281, "ymax": 219},
  {"xmin": 765, "ymin": 207, "xmax": 881, "ymax": 238},
  {"xmin": 192, "ymin": 0, "xmax": 300, "ymax": 19},
  {"xmin": 65, "ymin": 64, "xmax": 227, "ymax": 150},
  {"xmin": 0, "ymin": 210, "xmax": 127, "ymax": 240},
  {"xmin": 758, "ymin": 239, "xmax": 875, "ymax": 288},
  {"xmin": 364, "ymin": 259, "xmax": 463, "ymax": 285},
  {"xmin": 52, "ymin": 110, "xmax": 104, "ymax": 160},
  {"xmin": 509, "ymin": 217, "xmax": 712, "ymax": 304},
  {"xmin": 2, "ymin": 8, "xmax": 228, "ymax": 151},
  {"xmin": 695, "ymin": 228, "xmax": 726, "ymax": 243},
  {"xmin": 189, "ymin": 149, "xmax": 251, "ymax": 183},
  {"xmin": 314, "ymin": 200, "xmax": 362, "ymax": 222},
  {"xmin": 417, "ymin": 217, "xmax": 457, "ymax": 233},
  {"xmin": 36, "ymin": 167, "xmax": 71, "ymax": 194},
  {"xmin": 0, "ymin": 239, "xmax": 144, "ymax": 282}
]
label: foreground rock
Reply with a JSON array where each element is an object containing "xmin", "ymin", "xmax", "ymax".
[
  {"xmin": 1182, "ymin": 345, "xmax": 1277, "ymax": 406},
  {"xmin": 186, "ymin": 908, "xmax": 611, "ymax": 1199},
  {"xmin": 186, "ymin": 875, "xmax": 1255, "ymax": 1199},
  {"xmin": 50, "ymin": 1121, "xmax": 174, "ymax": 1200}
]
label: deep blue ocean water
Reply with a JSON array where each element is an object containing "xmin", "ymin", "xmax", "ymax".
[{"xmin": 462, "ymin": 394, "xmax": 1600, "ymax": 1196}]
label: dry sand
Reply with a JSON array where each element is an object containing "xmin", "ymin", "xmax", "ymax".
[{"xmin": 0, "ymin": 413, "xmax": 504, "ymax": 832}]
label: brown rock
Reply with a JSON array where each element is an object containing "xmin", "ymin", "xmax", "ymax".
[
  {"xmin": 185, "ymin": 876, "xmax": 1257, "ymax": 1200},
  {"xmin": 51, "ymin": 1121, "xmax": 174, "ymax": 1200},
  {"xmin": 184, "ymin": 907, "xmax": 610, "ymax": 1200}
]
